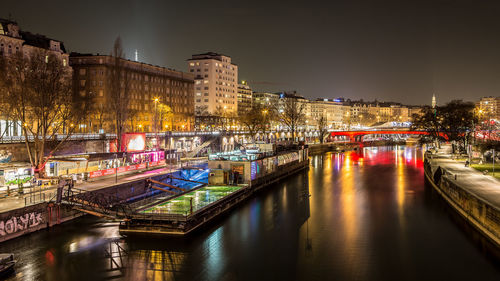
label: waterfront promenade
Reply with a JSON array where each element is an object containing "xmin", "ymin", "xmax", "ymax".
[
  {"xmin": 0, "ymin": 164, "xmax": 182, "ymax": 213},
  {"xmin": 429, "ymin": 145, "xmax": 500, "ymax": 210}
]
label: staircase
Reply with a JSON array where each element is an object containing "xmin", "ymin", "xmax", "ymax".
[
  {"xmin": 185, "ymin": 138, "xmax": 216, "ymax": 158},
  {"xmin": 58, "ymin": 187, "xmax": 130, "ymax": 219}
]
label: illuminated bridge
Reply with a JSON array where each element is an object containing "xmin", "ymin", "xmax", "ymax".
[{"xmin": 330, "ymin": 130, "xmax": 447, "ymax": 143}]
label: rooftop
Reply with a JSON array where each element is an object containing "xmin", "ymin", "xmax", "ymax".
[{"xmin": 0, "ymin": 18, "xmax": 67, "ymax": 53}]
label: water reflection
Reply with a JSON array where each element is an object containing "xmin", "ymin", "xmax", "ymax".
[{"xmin": 1, "ymin": 146, "xmax": 500, "ymax": 281}]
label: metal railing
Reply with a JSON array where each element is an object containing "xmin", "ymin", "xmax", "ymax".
[{"xmin": 23, "ymin": 191, "xmax": 56, "ymax": 207}]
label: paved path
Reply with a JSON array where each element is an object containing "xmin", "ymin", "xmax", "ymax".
[
  {"xmin": 0, "ymin": 164, "xmax": 183, "ymax": 213},
  {"xmin": 430, "ymin": 145, "xmax": 500, "ymax": 210}
]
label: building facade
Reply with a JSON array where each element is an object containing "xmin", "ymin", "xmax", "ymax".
[
  {"xmin": 237, "ymin": 81, "xmax": 252, "ymax": 116},
  {"xmin": 0, "ymin": 19, "xmax": 68, "ymax": 63},
  {"xmin": 69, "ymin": 54, "xmax": 195, "ymax": 133},
  {"xmin": 253, "ymin": 92, "xmax": 280, "ymax": 107},
  {"xmin": 310, "ymin": 99, "xmax": 349, "ymax": 129},
  {"xmin": 476, "ymin": 97, "xmax": 500, "ymax": 121},
  {"xmin": 188, "ymin": 52, "xmax": 238, "ymax": 115},
  {"xmin": 0, "ymin": 18, "xmax": 70, "ymax": 138}
]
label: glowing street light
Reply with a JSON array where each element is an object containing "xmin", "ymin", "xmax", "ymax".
[{"xmin": 153, "ymin": 97, "xmax": 159, "ymax": 148}]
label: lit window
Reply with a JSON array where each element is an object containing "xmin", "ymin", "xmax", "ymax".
[{"xmin": 63, "ymin": 59, "xmax": 67, "ymax": 66}]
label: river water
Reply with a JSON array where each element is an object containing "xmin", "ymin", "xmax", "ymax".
[{"xmin": 1, "ymin": 146, "xmax": 500, "ymax": 281}]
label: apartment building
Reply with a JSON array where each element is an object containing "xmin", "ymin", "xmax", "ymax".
[
  {"xmin": 70, "ymin": 53, "xmax": 195, "ymax": 133},
  {"xmin": 188, "ymin": 52, "xmax": 238, "ymax": 115},
  {"xmin": 0, "ymin": 18, "xmax": 70, "ymax": 138},
  {"xmin": 237, "ymin": 81, "xmax": 252, "ymax": 116},
  {"xmin": 310, "ymin": 99, "xmax": 349, "ymax": 129},
  {"xmin": 476, "ymin": 97, "xmax": 500, "ymax": 121}
]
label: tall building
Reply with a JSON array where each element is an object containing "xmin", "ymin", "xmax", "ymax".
[
  {"xmin": 0, "ymin": 18, "xmax": 68, "ymax": 63},
  {"xmin": 253, "ymin": 92, "xmax": 280, "ymax": 107},
  {"xmin": 0, "ymin": 18, "xmax": 70, "ymax": 138},
  {"xmin": 188, "ymin": 52, "xmax": 238, "ymax": 115},
  {"xmin": 432, "ymin": 94, "xmax": 436, "ymax": 108},
  {"xmin": 310, "ymin": 99, "xmax": 347, "ymax": 129},
  {"xmin": 70, "ymin": 53, "xmax": 195, "ymax": 133},
  {"xmin": 237, "ymin": 81, "xmax": 252, "ymax": 116},
  {"xmin": 476, "ymin": 96, "xmax": 500, "ymax": 121}
]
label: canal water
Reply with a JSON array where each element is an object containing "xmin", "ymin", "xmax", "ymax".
[{"xmin": 1, "ymin": 146, "xmax": 500, "ymax": 281}]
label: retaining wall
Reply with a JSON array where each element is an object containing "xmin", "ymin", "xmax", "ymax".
[
  {"xmin": 0, "ymin": 171, "xmax": 174, "ymax": 243},
  {"xmin": 424, "ymin": 156, "xmax": 500, "ymax": 247}
]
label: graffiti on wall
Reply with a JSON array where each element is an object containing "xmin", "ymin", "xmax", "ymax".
[
  {"xmin": 0, "ymin": 212, "xmax": 43, "ymax": 236},
  {"xmin": 0, "ymin": 150, "xmax": 12, "ymax": 163}
]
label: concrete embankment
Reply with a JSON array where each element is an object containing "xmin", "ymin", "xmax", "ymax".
[
  {"xmin": 424, "ymin": 152, "xmax": 500, "ymax": 247},
  {"xmin": 0, "ymin": 172, "xmax": 175, "ymax": 243}
]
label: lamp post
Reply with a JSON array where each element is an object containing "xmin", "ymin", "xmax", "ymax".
[
  {"xmin": 262, "ymin": 109, "xmax": 268, "ymax": 143},
  {"xmin": 115, "ymin": 152, "xmax": 118, "ymax": 184},
  {"xmin": 153, "ymin": 97, "xmax": 159, "ymax": 150},
  {"xmin": 469, "ymin": 109, "xmax": 483, "ymax": 164},
  {"xmin": 492, "ymin": 148, "xmax": 495, "ymax": 176}
]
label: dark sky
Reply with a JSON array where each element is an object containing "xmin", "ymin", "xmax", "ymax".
[{"xmin": 2, "ymin": 0, "xmax": 500, "ymax": 105}]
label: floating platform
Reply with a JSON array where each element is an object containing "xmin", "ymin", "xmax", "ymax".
[{"xmin": 119, "ymin": 147, "xmax": 309, "ymax": 236}]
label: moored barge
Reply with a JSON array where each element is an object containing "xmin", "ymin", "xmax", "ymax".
[{"xmin": 119, "ymin": 144, "xmax": 309, "ymax": 236}]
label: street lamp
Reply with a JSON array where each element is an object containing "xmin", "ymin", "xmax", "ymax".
[{"xmin": 153, "ymin": 97, "xmax": 159, "ymax": 149}]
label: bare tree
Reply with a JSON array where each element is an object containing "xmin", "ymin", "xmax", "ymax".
[
  {"xmin": 157, "ymin": 103, "xmax": 173, "ymax": 131},
  {"xmin": 276, "ymin": 97, "xmax": 306, "ymax": 142},
  {"xmin": 127, "ymin": 109, "xmax": 140, "ymax": 132},
  {"xmin": 214, "ymin": 105, "xmax": 229, "ymax": 130},
  {"xmin": 359, "ymin": 112, "xmax": 377, "ymax": 126},
  {"xmin": 0, "ymin": 50, "xmax": 90, "ymax": 177},
  {"xmin": 240, "ymin": 104, "xmax": 267, "ymax": 142},
  {"xmin": 107, "ymin": 37, "xmax": 131, "ymax": 151},
  {"xmin": 317, "ymin": 115, "xmax": 329, "ymax": 143}
]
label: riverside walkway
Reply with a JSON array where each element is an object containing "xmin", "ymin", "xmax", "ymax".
[
  {"xmin": 429, "ymin": 145, "xmax": 500, "ymax": 211},
  {"xmin": 0, "ymin": 165, "xmax": 183, "ymax": 213}
]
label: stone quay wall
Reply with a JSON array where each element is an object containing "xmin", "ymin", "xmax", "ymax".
[
  {"xmin": 424, "ymin": 155, "xmax": 500, "ymax": 247},
  {"xmin": 0, "ymin": 172, "xmax": 173, "ymax": 243}
]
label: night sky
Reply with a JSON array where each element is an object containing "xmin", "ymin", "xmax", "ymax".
[{"xmin": 2, "ymin": 0, "xmax": 500, "ymax": 105}]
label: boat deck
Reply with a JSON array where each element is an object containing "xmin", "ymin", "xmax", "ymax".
[{"xmin": 140, "ymin": 185, "xmax": 244, "ymax": 216}]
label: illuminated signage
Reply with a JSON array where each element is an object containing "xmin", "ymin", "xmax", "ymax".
[{"xmin": 121, "ymin": 133, "xmax": 146, "ymax": 152}]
